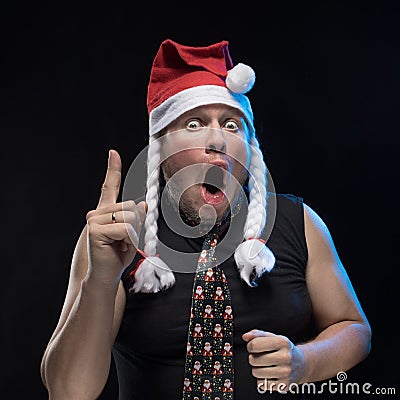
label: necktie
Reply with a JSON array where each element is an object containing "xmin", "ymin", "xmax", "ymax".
[{"xmin": 182, "ymin": 232, "xmax": 234, "ymax": 399}]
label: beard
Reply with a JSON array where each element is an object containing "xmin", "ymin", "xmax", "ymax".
[{"xmin": 160, "ymin": 162, "xmax": 248, "ymax": 228}]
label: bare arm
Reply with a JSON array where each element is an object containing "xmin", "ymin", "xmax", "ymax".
[
  {"xmin": 297, "ymin": 203, "xmax": 371, "ymax": 382},
  {"xmin": 40, "ymin": 150, "xmax": 146, "ymax": 399},
  {"xmin": 243, "ymin": 202, "xmax": 371, "ymax": 390},
  {"xmin": 40, "ymin": 225, "xmax": 126, "ymax": 400}
]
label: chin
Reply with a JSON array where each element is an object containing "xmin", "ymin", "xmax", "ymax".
[
  {"xmin": 166, "ymin": 181, "xmax": 240, "ymax": 227},
  {"xmin": 196, "ymin": 198, "xmax": 233, "ymax": 226}
]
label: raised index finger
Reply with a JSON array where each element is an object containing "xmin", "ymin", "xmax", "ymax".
[{"xmin": 97, "ymin": 149, "xmax": 122, "ymax": 208}]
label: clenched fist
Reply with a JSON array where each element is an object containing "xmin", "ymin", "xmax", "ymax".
[{"xmin": 243, "ymin": 329, "xmax": 306, "ymax": 393}]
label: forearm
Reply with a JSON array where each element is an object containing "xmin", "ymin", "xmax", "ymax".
[
  {"xmin": 43, "ymin": 277, "xmax": 119, "ymax": 400},
  {"xmin": 298, "ymin": 320, "xmax": 371, "ymax": 384}
]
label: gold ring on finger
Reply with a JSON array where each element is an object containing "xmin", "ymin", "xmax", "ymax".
[{"xmin": 111, "ymin": 211, "xmax": 116, "ymax": 223}]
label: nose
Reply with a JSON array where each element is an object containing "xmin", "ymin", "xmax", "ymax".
[{"xmin": 205, "ymin": 126, "xmax": 226, "ymax": 154}]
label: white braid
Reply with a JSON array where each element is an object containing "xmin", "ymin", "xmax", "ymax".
[
  {"xmin": 143, "ymin": 136, "xmax": 161, "ymax": 256},
  {"xmin": 245, "ymin": 136, "xmax": 267, "ymax": 239},
  {"xmin": 234, "ymin": 134, "xmax": 276, "ymax": 287},
  {"xmin": 131, "ymin": 136, "xmax": 175, "ymax": 293}
]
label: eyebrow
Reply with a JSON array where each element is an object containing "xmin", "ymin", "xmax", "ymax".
[{"xmin": 184, "ymin": 107, "xmax": 244, "ymax": 120}]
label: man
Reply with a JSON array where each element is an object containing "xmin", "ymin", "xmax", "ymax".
[{"xmin": 40, "ymin": 39, "xmax": 371, "ymax": 399}]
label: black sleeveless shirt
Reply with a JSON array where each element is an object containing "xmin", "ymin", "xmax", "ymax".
[{"xmin": 113, "ymin": 193, "xmax": 316, "ymax": 399}]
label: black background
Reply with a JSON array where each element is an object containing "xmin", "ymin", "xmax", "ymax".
[{"xmin": 1, "ymin": 2, "xmax": 399, "ymax": 399}]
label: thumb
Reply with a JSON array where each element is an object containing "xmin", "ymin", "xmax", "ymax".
[
  {"xmin": 137, "ymin": 200, "xmax": 148, "ymax": 220},
  {"xmin": 134, "ymin": 200, "xmax": 148, "ymax": 233},
  {"xmin": 242, "ymin": 329, "xmax": 276, "ymax": 342},
  {"xmin": 138, "ymin": 200, "xmax": 148, "ymax": 214}
]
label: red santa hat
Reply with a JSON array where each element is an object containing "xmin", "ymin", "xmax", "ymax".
[
  {"xmin": 147, "ymin": 39, "xmax": 255, "ymax": 136},
  {"xmin": 131, "ymin": 39, "xmax": 275, "ymax": 293}
]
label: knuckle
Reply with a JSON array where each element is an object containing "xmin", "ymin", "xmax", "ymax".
[
  {"xmin": 124, "ymin": 211, "xmax": 137, "ymax": 226},
  {"xmin": 101, "ymin": 181, "xmax": 120, "ymax": 193},
  {"xmin": 254, "ymin": 368, "xmax": 264, "ymax": 379},
  {"xmin": 247, "ymin": 342, "xmax": 254, "ymax": 353},
  {"xmin": 87, "ymin": 223, "xmax": 99, "ymax": 237},
  {"xmin": 282, "ymin": 365, "xmax": 291, "ymax": 377},
  {"xmin": 123, "ymin": 200, "xmax": 136, "ymax": 210},
  {"xmin": 250, "ymin": 339, "xmax": 262, "ymax": 353},
  {"xmin": 282, "ymin": 348, "xmax": 292, "ymax": 364},
  {"xmin": 86, "ymin": 209, "xmax": 96, "ymax": 222},
  {"xmin": 280, "ymin": 335, "xmax": 290, "ymax": 348},
  {"xmin": 248, "ymin": 354, "xmax": 255, "ymax": 366}
]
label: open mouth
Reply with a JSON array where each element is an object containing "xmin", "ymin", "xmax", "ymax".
[{"xmin": 200, "ymin": 165, "xmax": 226, "ymax": 205}]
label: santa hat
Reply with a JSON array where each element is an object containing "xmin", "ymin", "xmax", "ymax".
[{"xmin": 131, "ymin": 39, "xmax": 275, "ymax": 293}]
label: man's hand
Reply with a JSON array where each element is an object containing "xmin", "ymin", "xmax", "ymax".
[
  {"xmin": 242, "ymin": 329, "xmax": 306, "ymax": 392},
  {"xmin": 85, "ymin": 149, "xmax": 147, "ymax": 286}
]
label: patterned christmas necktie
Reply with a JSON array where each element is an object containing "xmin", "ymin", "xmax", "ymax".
[{"xmin": 182, "ymin": 232, "xmax": 234, "ymax": 399}]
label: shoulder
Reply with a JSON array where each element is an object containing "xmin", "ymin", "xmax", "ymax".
[
  {"xmin": 272, "ymin": 192, "xmax": 306, "ymax": 227},
  {"xmin": 302, "ymin": 201, "xmax": 340, "ymax": 269},
  {"xmin": 303, "ymin": 202, "xmax": 330, "ymax": 234},
  {"xmin": 272, "ymin": 193, "xmax": 305, "ymax": 219},
  {"xmin": 264, "ymin": 193, "xmax": 309, "ymax": 265},
  {"xmin": 273, "ymin": 194, "xmax": 332, "ymax": 240},
  {"xmin": 267, "ymin": 194, "xmax": 338, "ymax": 267},
  {"xmin": 303, "ymin": 202, "xmax": 335, "ymax": 248},
  {"xmin": 275, "ymin": 192, "xmax": 304, "ymax": 206}
]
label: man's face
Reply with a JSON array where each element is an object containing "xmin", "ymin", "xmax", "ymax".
[{"xmin": 161, "ymin": 104, "xmax": 251, "ymax": 224}]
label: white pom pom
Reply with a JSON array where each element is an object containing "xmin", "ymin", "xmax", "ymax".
[
  {"xmin": 130, "ymin": 256, "xmax": 175, "ymax": 293},
  {"xmin": 226, "ymin": 63, "xmax": 256, "ymax": 94},
  {"xmin": 234, "ymin": 239, "xmax": 275, "ymax": 287}
]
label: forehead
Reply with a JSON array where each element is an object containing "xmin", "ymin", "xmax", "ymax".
[{"xmin": 170, "ymin": 103, "xmax": 245, "ymax": 124}]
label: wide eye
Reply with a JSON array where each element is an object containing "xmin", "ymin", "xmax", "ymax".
[
  {"xmin": 186, "ymin": 119, "xmax": 202, "ymax": 130},
  {"xmin": 223, "ymin": 120, "xmax": 239, "ymax": 131}
]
